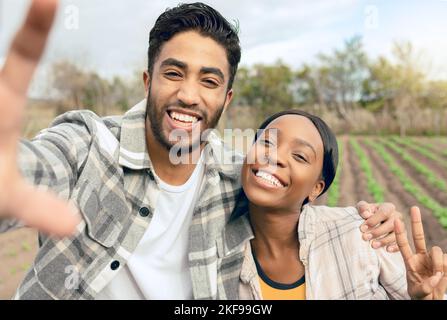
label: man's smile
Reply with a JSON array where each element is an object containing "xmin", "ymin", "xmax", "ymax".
[{"xmin": 165, "ymin": 108, "xmax": 204, "ymax": 132}]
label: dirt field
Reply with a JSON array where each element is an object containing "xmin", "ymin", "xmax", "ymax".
[
  {"xmin": 1, "ymin": 124, "xmax": 446, "ymax": 298},
  {"xmin": 0, "ymin": 229, "xmax": 38, "ymax": 299}
]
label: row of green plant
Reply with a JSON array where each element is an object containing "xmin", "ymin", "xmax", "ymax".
[
  {"xmin": 390, "ymin": 136, "xmax": 447, "ymax": 170},
  {"xmin": 364, "ymin": 139, "xmax": 447, "ymax": 228},
  {"xmin": 407, "ymin": 137, "xmax": 447, "ymax": 158},
  {"xmin": 350, "ymin": 138, "xmax": 385, "ymax": 203},
  {"xmin": 327, "ymin": 140, "xmax": 343, "ymax": 207},
  {"xmin": 380, "ymin": 139, "xmax": 447, "ymax": 193}
]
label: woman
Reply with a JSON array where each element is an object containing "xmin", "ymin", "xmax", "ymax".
[{"xmin": 216, "ymin": 110, "xmax": 447, "ymax": 300}]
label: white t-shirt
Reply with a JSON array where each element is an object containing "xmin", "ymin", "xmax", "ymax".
[{"xmin": 96, "ymin": 154, "xmax": 205, "ymax": 299}]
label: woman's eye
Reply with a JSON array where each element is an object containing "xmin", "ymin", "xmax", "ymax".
[
  {"xmin": 260, "ymin": 139, "xmax": 272, "ymax": 146},
  {"xmin": 293, "ymin": 154, "xmax": 308, "ymax": 163}
]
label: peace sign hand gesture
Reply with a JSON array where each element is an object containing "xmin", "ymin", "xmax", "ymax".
[{"xmin": 395, "ymin": 206, "xmax": 447, "ymax": 300}]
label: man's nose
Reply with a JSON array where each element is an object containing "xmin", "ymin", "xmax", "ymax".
[{"xmin": 177, "ymin": 79, "xmax": 200, "ymax": 106}]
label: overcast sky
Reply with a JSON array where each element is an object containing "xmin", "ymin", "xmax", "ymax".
[{"xmin": 1, "ymin": 0, "xmax": 447, "ymax": 96}]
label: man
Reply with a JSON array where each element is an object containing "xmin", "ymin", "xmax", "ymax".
[{"xmin": 0, "ymin": 0, "xmax": 401, "ymax": 299}]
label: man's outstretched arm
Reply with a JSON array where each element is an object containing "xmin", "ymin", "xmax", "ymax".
[
  {"xmin": 0, "ymin": 0, "xmax": 80, "ymax": 237},
  {"xmin": 309, "ymin": 201, "xmax": 402, "ymax": 252}
]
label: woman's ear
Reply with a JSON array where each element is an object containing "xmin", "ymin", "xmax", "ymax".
[{"xmin": 308, "ymin": 180, "xmax": 325, "ymax": 203}]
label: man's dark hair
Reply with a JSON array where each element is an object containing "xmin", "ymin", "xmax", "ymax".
[{"xmin": 148, "ymin": 2, "xmax": 241, "ymax": 90}]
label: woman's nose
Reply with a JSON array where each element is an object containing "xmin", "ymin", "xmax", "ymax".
[{"xmin": 263, "ymin": 148, "xmax": 286, "ymax": 169}]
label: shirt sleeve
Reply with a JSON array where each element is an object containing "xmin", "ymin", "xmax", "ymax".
[
  {"xmin": 376, "ymin": 247, "xmax": 411, "ymax": 299},
  {"xmin": 0, "ymin": 111, "xmax": 93, "ymax": 233}
]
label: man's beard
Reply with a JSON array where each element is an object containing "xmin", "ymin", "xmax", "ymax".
[{"xmin": 146, "ymin": 90, "xmax": 226, "ymax": 153}]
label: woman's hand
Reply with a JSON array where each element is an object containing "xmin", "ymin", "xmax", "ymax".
[{"xmin": 395, "ymin": 206, "xmax": 447, "ymax": 300}]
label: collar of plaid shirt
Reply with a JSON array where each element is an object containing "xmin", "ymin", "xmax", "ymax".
[
  {"xmin": 215, "ymin": 202, "xmax": 317, "ymax": 299},
  {"xmin": 13, "ymin": 99, "xmax": 245, "ymax": 300},
  {"xmin": 217, "ymin": 202, "xmax": 410, "ymax": 300},
  {"xmin": 117, "ymin": 100, "xmax": 245, "ymax": 300}
]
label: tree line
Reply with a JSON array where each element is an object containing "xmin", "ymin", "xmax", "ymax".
[
  {"xmin": 231, "ymin": 36, "xmax": 447, "ymax": 135},
  {"xmin": 46, "ymin": 36, "xmax": 447, "ymax": 135}
]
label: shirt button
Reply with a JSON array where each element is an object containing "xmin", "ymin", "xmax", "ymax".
[
  {"xmin": 110, "ymin": 260, "xmax": 120, "ymax": 271},
  {"xmin": 139, "ymin": 207, "xmax": 150, "ymax": 217},
  {"xmin": 147, "ymin": 170, "xmax": 155, "ymax": 180}
]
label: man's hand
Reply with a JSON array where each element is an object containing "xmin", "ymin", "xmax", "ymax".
[
  {"xmin": 0, "ymin": 0, "xmax": 80, "ymax": 237},
  {"xmin": 395, "ymin": 207, "xmax": 447, "ymax": 300},
  {"xmin": 357, "ymin": 201, "xmax": 402, "ymax": 252}
]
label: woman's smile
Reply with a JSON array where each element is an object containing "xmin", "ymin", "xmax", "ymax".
[{"xmin": 250, "ymin": 167, "xmax": 288, "ymax": 190}]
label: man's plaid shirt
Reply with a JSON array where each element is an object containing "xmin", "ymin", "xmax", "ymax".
[{"xmin": 1, "ymin": 99, "xmax": 245, "ymax": 299}]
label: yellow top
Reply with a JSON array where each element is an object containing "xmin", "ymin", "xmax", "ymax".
[
  {"xmin": 253, "ymin": 253, "xmax": 306, "ymax": 300},
  {"xmin": 258, "ymin": 275, "xmax": 306, "ymax": 300}
]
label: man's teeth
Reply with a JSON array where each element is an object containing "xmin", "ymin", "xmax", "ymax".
[
  {"xmin": 255, "ymin": 171, "xmax": 284, "ymax": 187},
  {"xmin": 170, "ymin": 111, "xmax": 199, "ymax": 123}
]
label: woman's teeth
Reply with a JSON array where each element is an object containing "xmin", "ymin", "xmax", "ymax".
[
  {"xmin": 170, "ymin": 111, "xmax": 199, "ymax": 124},
  {"xmin": 255, "ymin": 170, "xmax": 284, "ymax": 187}
]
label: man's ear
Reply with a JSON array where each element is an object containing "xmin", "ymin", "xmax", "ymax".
[
  {"xmin": 308, "ymin": 180, "xmax": 325, "ymax": 203},
  {"xmin": 143, "ymin": 71, "xmax": 151, "ymax": 97},
  {"xmin": 222, "ymin": 88, "xmax": 233, "ymax": 115}
]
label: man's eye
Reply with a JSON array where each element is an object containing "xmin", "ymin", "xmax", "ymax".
[
  {"xmin": 165, "ymin": 72, "xmax": 181, "ymax": 78},
  {"xmin": 203, "ymin": 79, "xmax": 219, "ymax": 87}
]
